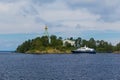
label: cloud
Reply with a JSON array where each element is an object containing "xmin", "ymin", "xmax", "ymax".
[
  {"xmin": 0, "ymin": 0, "xmax": 120, "ymax": 50},
  {"xmin": 0, "ymin": 0, "xmax": 120, "ymax": 35},
  {"xmin": 66, "ymin": 0, "xmax": 120, "ymax": 21}
]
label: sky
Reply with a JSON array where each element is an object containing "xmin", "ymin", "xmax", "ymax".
[{"xmin": 0, "ymin": 0, "xmax": 120, "ymax": 50}]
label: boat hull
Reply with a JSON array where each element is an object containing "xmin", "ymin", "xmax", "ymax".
[{"xmin": 71, "ymin": 50, "xmax": 96, "ymax": 54}]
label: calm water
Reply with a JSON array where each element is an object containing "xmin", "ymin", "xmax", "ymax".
[{"xmin": 0, "ymin": 52, "xmax": 120, "ymax": 80}]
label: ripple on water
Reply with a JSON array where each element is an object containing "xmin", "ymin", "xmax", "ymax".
[{"xmin": 0, "ymin": 53, "xmax": 120, "ymax": 80}]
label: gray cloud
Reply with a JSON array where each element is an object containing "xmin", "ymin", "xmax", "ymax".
[
  {"xmin": 0, "ymin": 0, "xmax": 119, "ymax": 34},
  {"xmin": 65, "ymin": 0, "xmax": 120, "ymax": 22},
  {"xmin": 20, "ymin": 5, "xmax": 39, "ymax": 16},
  {"xmin": 0, "ymin": 0, "xmax": 120, "ymax": 50},
  {"xmin": 0, "ymin": 0, "xmax": 17, "ymax": 3},
  {"xmin": 31, "ymin": 0, "xmax": 55, "ymax": 5}
]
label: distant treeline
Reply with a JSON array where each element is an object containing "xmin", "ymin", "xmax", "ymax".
[{"xmin": 16, "ymin": 35, "xmax": 120, "ymax": 53}]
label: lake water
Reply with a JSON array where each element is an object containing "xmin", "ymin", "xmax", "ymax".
[{"xmin": 0, "ymin": 52, "xmax": 120, "ymax": 80}]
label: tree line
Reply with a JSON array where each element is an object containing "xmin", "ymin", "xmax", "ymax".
[{"xmin": 16, "ymin": 35, "xmax": 120, "ymax": 53}]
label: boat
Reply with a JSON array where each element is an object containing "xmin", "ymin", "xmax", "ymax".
[{"xmin": 71, "ymin": 46, "xmax": 96, "ymax": 54}]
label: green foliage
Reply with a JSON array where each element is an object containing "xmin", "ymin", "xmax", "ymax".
[
  {"xmin": 75, "ymin": 37, "xmax": 81, "ymax": 48},
  {"xmin": 114, "ymin": 43, "xmax": 120, "ymax": 51},
  {"xmin": 17, "ymin": 40, "xmax": 32, "ymax": 53},
  {"xmin": 16, "ymin": 35, "xmax": 120, "ymax": 53},
  {"xmin": 16, "ymin": 35, "xmax": 64, "ymax": 53}
]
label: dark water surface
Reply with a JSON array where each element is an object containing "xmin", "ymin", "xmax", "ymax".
[{"xmin": 0, "ymin": 53, "xmax": 120, "ymax": 80}]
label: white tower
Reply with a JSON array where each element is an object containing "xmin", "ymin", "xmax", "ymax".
[{"xmin": 44, "ymin": 25, "xmax": 51, "ymax": 43}]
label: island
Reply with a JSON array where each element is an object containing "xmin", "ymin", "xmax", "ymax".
[
  {"xmin": 16, "ymin": 35, "xmax": 75, "ymax": 54},
  {"xmin": 16, "ymin": 35, "xmax": 120, "ymax": 54}
]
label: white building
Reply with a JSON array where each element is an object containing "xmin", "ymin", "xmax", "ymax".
[{"xmin": 63, "ymin": 39, "xmax": 75, "ymax": 46}]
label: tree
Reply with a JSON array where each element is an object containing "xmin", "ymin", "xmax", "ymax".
[
  {"xmin": 65, "ymin": 42, "xmax": 72, "ymax": 48},
  {"xmin": 115, "ymin": 43, "xmax": 120, "ymax": 51},
  {"xmin": 70, "ymin": 37, "xmax": 74, "ymax": 40},
  {"xmin": 88, "ymin": 38, "xmax": 96, "ymax": 48},
  {"xmin": 81, "ymin": 39, "xmax": 88, "ymax": 47},
  {"xmin": 50, "ymin": 35, "xmax": 63, "ymax": 48},
  {"xmin": 16, "ymin": 40, "xmax": 32, "ymax": 53},
  {"xmin": 50, "ymin": 35, "xmax": 57, "ymax": 47},
  {"xmin": 31, "ymin": 37, "xmax": 42, "ymax": 50},
  {"xmin": 75, "ymin": 37, "xmax": 82, "ymax": 48},
  {"xmin": 41, "ymin": 36, "xmax": 49, "ymax": 47}
]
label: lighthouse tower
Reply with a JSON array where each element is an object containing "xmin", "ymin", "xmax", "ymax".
[
  {"xmin": 44, "ymin": 25, "xmax": 51, "ymax": 43},
  {"xmin": 44, "ymin": 26, "xmax": 49, "ymax": 37}
]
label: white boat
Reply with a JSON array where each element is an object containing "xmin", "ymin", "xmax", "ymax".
[{"xmin": 72, "ymin": 46, "xmax": 96, "ymax": 54}]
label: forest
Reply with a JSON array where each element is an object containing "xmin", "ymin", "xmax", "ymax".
[{"xmin": 16, "ymin": 35, "xmax": 120, "ymax": 53}]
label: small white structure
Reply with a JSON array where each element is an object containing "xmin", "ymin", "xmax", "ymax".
[
  {"xmin": 44, "ymin": 26, "xmax": 51, "ymax": 43},
  {"xmin": 63, "ymin": 39, "xmax": 75, "ymax": 46}
]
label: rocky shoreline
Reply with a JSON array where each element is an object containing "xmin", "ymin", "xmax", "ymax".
[
  {"xmin": 25, "ymin": 49, "xmax": 72, "ymax": 54},
  {"xmin": 113, "ymin": 51, "xmax": 120, "ymax": 54}
]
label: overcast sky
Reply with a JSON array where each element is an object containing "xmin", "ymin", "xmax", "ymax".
[{"xmin": 0, "ymin": 0, "xmax": 120, "ymax": 50}]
